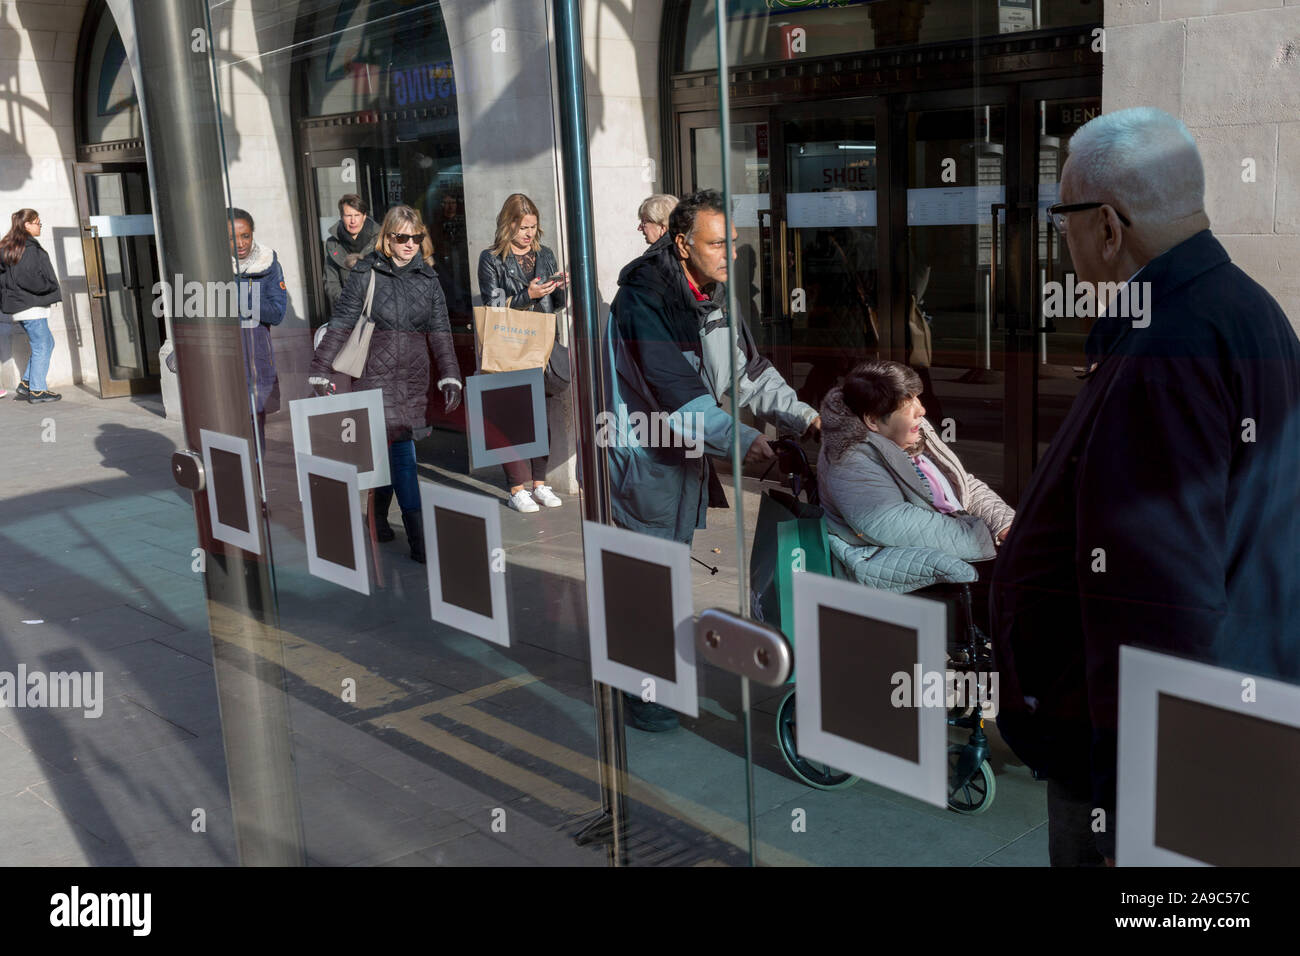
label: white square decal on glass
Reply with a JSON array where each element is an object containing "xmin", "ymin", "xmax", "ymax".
[
  {"xmin": 296, "ymin": 453, "xmax": 368, "ymax": 595},
  {"xmin": 793, "ymin": 573, "xmax": 947, "ymax": 808},
  {"xmin": 464, "ymin": 368, "xmax": 548, "ymax": 471},
  {"xmin": 1117, "ymin": 646, "xmax": 1300, "ymax": 867},
  {"xmin": 582, "ymin": 521, "xmax": 697, "ymax": 719},
  {"xmin": 288, "ymin": 388, "xmax": 389, "ymax": 493},
  {"xmin": 422, "ymin": 482, "xmax": 509, "ymax": 647},
  {"xmin": 200, "ymin": 428, "xmax": 260, "ymax": 555}
]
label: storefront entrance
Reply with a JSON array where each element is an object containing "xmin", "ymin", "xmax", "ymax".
[
  {"xmin": 72, "ymin": 161, "xmax": 163, "ymax": 398},
  {"xmin": 674, "ymin": 44, "xmax": 1101, "ymax": 503}
]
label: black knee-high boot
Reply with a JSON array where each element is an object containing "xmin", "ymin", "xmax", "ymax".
[
  {"xmin": 401, "ymin": 510, "xmax": 425, "ymax": 564},
  {"xmin": 372, "ymin": 486, "xmax": 395, "ymax": 542}
]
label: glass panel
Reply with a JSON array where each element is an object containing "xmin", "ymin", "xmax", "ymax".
[
  {"xmin": 682, "ymin": 0, "xmax": 1100, "ymax": 71},
  {"xmin": 195, "ymin": 0, "xmax": 759, "ymax": 868},
  {"xmin": 780, "ymin": 114, "xmax": 878, "ymax": 411},
  {"xmin": 690, "ymin": 121, "xmax": 771, "ymax": 358},
  {"xmin": 907, "ymin": 105, "xmax": 1008, "ymax": 494},
  {"xmin": 81, "ymin": 8, "xmax": 142, "ymax": 143},
  {"xmin": 297, "ymin": 0, "xmax": 456, "ymax": 117},
  {"xmin": 1034, "ymin": 94, "xmax": 1103, "ymax": 464}
]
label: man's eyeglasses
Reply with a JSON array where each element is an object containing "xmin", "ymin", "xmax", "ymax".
[
  {"xmin": 1046, "ymin": 202, "xmax": 1131, "ymax": 235},
  {"xmin": 390, "ymin": 232, "xmax": 425, "ymax": 245}
]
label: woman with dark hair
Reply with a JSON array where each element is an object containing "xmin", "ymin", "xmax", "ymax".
[
  {"xmin": 323, "ymin": 193, "xmax": 380, "ymax": 314},
  {"xmin": 0, "ymin": 209, "xmax": 63, "ymax": 403},
  {"xmin": 476, "ymin": 192, "xmax": 568, "ymax": 513},
  {"xmin": 817, "ymin": 359, "xmax": 1014, "ymax": 592},
  {"xmin": 229, "ymin": 208, "xmax": 288, "ymax": 436},
  {"xmin": 311, "ymin": 205, "xmax": 462, "ymax": 563}
]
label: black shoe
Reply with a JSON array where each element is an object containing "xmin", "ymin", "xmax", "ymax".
[
  {"xmin": 27, "ymin": 389, "xmax": 61, "ymax": 404},
  {"xmin": 14, "ymin": 380, "xmax": 30, "ymax": 398},
  {"xmin": 401, "ymin": 510, "xmax": 425, "ymax": 564},
  {"xmin": 623, "ymin": 693, "xmax": 679, "ymax": 732},
  {"xmin": 374, "ymin": 514, "xmax": 395, "ymax": 542}
]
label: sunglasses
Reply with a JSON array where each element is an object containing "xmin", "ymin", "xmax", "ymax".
[{"xmin": 390, "ymin": 232, "xmax": 425, "ymax": 245}]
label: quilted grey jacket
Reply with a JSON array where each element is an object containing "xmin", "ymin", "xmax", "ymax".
[{"xmin": 817, "ymin": 386, "xmax": 1014, "ymax": 591}]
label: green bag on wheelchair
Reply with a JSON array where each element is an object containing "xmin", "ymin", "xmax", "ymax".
[{"xmin": 774, "ymin": 516, "xmax": 833, "ymax": 643}]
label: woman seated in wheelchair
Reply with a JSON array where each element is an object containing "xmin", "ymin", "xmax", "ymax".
[{"xmin": 817, "ymin": 359, "xmax": 1013, "ymax": 593}]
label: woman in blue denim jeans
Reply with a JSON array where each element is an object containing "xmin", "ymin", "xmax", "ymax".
[{"xmin": 0, "ymin": 209, "xmax": 63, "ymax": 403}]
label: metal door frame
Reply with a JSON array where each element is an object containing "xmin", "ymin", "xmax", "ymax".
[{"xmin": 72, "ymin": 160, "xmax": 161, "ymax": 398}]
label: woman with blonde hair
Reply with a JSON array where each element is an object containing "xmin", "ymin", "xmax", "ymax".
[
  {"xmin": 312, "ymin": 205, "xmax": 462, "ymax": 562},
  {"xmin": 0, "ymin": 209, "xmax": 63, "ymax": 402},
  {"xmin": 476, "ymin": 193, "xmax": 567, "ymax": 513}
]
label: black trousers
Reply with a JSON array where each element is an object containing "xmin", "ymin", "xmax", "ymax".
[{"xmin": 1047, "ymin": 777, "xmax": 1107, "ymax": 867}]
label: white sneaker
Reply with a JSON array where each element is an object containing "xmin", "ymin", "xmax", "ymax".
[
  {"xmin": 509, "ymin": 489, "xmax": 540, "ymax": 513},
  {"xmin": 531, "ymin": 485, "xmax": 562, "ymax": 508}
]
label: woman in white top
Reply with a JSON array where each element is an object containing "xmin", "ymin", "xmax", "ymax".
[{"xmin": 0, "ymin": 209, "xmax": 63, "ymax": 403}]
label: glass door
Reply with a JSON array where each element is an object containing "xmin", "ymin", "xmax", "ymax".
[
  {"xmin": 1026, "ymin": 86, "xmax": 1104, "ymax": 469},
  {"xmin": 73, "ymin": 162, "xmax": 163, "ymax": 398},
  {"xmin": 900, "ymin": 91, "xmax": 1017, "ymax": 497},
  {"xmin": 301, "ymin": 148, "xmax": 362, "ymax": 328},
  {"xmin": 768, "ymin": 103, "xmax": 883, "ymax": 412}
]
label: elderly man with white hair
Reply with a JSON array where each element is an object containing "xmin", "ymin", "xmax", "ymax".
[{"xmin": 990, "ymin": 107, "xmax": 1300, "ymax": 866}]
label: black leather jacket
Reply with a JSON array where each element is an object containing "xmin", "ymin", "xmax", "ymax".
[{"xmin": 476, "ymin": 245, "xmax": 566, "ymax": 313}]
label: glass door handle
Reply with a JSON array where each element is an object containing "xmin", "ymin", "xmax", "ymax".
[
  {"xmin": 1040, "ymin": 216, "xmax": 1057, "ymax": 334},
  {"xmin": 989, "ymin": 202, "xmax": 1005, "ymax": 317},
  {"xmin": 777, "ymin": 218, "xmax": 790, "ymax": 319}
]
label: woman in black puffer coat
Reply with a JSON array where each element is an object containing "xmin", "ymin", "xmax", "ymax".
[{"xmin": 311, "ymin": 205, "xmax": 462, "ymax": 562}]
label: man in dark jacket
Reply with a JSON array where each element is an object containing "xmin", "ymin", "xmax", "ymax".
[
  {"xmin": 323, "ymin": 194, "xmax": 380, "ymax": 316},
  {"xmin": 606, "ymin": 190, "xmax": 818, "ymax": 731},
  {"xmin": 605, "ymin": 189, "xmax": 818, "ymax": 551},
  {"xmin": 991, "ymin": 107, "xmax": 1300, "ymax": 865}
]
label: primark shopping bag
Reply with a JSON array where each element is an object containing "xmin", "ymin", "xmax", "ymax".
[
  {"xmin": 749, "ymin": 488, "xmax": 832, "ymax": 642},
  {"xmin": 473, "ymin": 305, "xmax": 556, "ymax": 373}
]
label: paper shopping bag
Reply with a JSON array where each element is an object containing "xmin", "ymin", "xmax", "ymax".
[{"xmin": 473, "ymin": 305, "xmax": 556, "ymax": 373}]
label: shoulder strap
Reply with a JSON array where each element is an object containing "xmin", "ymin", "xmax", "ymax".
[{"xmin": 361, "ymin": 269, "xmax": 376, "ymax": 322}]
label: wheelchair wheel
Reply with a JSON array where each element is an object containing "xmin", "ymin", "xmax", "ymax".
[
  {"xmin": 776, "ymin": 688, "xmax": 858, "ymax": 791},
  {"xmin": 947, "ymin": 743, "xmax": 996, "ymax": 814}
]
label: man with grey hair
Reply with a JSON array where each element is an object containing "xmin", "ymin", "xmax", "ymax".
[{"xmin": 991, "ymin": 107, "xmax": 1300, "ymax": 865}]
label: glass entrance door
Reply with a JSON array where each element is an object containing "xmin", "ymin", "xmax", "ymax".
[
  {"xmin": 768, "ymin": 104, "xmax": 883, "ymax": 412},
  {"xmin": 901, "ymin": 94, "xmax": 1015, "ymax": 496},
  {"xmin": 73, "ymin": 162, "xmax": 163, "ymax": 398},
  {"xmin": 1028, "ymin": 87, "xmax": 1104, "ymax": 468}
]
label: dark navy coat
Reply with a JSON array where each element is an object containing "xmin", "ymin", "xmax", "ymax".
[
  {"xmin": 990, "ymin": 230, "xmax": 1300, "ymax": 857},
  {"xmin": 235, "ymin": 246, "xmax": 287, "ymax": 414}
]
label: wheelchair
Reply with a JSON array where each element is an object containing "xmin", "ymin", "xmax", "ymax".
[{"xmin": 759, "ymin": 437, "xmax": 997, "ymax": 814}]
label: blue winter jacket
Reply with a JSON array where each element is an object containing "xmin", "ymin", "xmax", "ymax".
[{"xmin": 234, "ymin": 242, "xmax": 287, "ymax": 414}]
